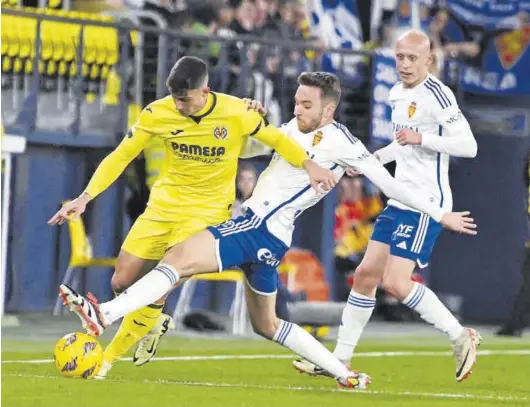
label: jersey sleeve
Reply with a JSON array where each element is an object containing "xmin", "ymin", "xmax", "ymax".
[
  {"xmin": 84, "ymin": 107, "xmax": 154, "ymax": 198},
  {"xmin": 336, "ymin": 129, "xmax": 445, "ymax": 222},
  {"xmin": 421, "ymin": 85, "xmax": 477, "ymax": 158},
  {"xmin": 336, "ymin": 132, "xmax": 383, "ymax": 173},
  {"xmin": 374, "ymin": 140, "xmax": 400, "ymax": 165},
  {"xmin": 240, "ymin": 109, "xmax": 309, "ymax": 167}
]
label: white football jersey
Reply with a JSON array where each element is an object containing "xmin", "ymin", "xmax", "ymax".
[
  {"xmin": 243, "ymin": 118, "xmax": 447, "ymax": 246},
  {"xmin": 385, "ymin": 74, "xmax": 476, "ymax": 213},
  {"xmin": 243, "ymin": 120, "xmax": 360, "ymax": 245}
]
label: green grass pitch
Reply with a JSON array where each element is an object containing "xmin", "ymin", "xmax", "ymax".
[{"xmin": 2, "ymin": 334, "xmax": 529, "ymax": 407}]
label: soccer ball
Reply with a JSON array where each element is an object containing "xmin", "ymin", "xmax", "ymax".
[{"xmin": 53, "ymin": 332, "xmax": 103, "ymax": 379}]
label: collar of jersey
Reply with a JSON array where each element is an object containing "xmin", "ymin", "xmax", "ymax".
[
  {"xmin": 189, "ymin": 92, "xmax": 217, "ymax": 124},
  {"xmin": 403, "ymin": 73, "xmax": 431, "ymax": 91}
]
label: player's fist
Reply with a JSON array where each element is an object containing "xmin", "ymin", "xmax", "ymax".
[
  {"xmin": 345, "ymin": 168, "xmax": 360, "ymax": 177},
  {"xmin": 47, "ymin": 193, "xmax": 91, "ymax": 226},
  {"xmin": 243, "ymin": 98, "xmax": 267, "ymax": 117},
  {"xmin": 440, "ymin": 211, "xmax": 477, "ymax": 235},
  {"xmin": 303, "ymin": 160, "xmax": 338, "ymax": 193},
  {"xmin": 396, "ymin": 128, "xmax": 422, "ymax": 146}
]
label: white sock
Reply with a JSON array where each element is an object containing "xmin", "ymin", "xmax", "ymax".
[
  {"xmin": 333, "ymin": 290, "xmax": 375, "ymax": 363},
  {"xmin": 99, "ymin": 264, "xmax": 179, "ymax": 324},
  {"xmin": 403, "ymin": 282, "xmax": 464, "ymax": 341},
  {"xmin": 273, "ymin": 319, "xmax": 350, "ymax": 380}
]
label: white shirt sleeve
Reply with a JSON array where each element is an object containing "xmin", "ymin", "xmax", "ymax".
[
  {"xmin": 337, "ymin": 139, "xmax": 446, "ymax": 222},
  {"xmin": 374, "ymin": 140, "xmax": 400, "ymax": 164},
  {"xmin": 421, "ymin": 86, "xmax": 477, "ymax": 158}
]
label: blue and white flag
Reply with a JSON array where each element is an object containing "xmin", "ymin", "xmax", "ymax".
[
  {"xmin": 444, "ymin": 0, "xmax": 530, "ymax": 95},
  {"xmin": 307, "ymin": 0, "xmax": 365, "ymax": 84},
  {"xmin": 370, "ymin": 49, "xmax": 399, "ymax": 144}
]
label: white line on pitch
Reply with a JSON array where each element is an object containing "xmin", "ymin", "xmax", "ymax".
[
  {"xmin": 3, "ymin": 349, "xmax": 530, "ymax": 364},
  {"xmin": 2, "ymin": 373, "xmax": 528, "ymax": 403}
]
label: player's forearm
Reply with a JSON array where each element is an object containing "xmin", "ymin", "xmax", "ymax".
[
  {"xmin": 362, "ymin": 162, "xmax": 445, "ymax": 222},
  {"xmin": 421, "ymin": 124, "xmax": 477, "ymax": 158},
  {"xmin": 374, "ymin": 141, "xmax": 399, "ymax": 164},
  {"xmin": 84, "ymin": 150, "xmax": 138, "ymax": 198},
  {"xmin": 268, "ymin": 133, "xmax": 309, "ymax": 168}
]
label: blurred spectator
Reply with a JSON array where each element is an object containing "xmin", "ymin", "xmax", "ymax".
[
  {"xmin": 209, "ymin": 3, "xmax": 236, "ymax": 37},
  {"xmin": 232, "ymin": 163, "xmax": 258, "ymax": 218},
  {"xmin": 240, "ymin": 45, "xmax": 282, "ymax": 125},
  {"xmin": 231, "ymin": 0, "xmax": 257, "ymax": 34},
  {"xmin": 173, "ymin": 11, "xmax": 218, "ymax": 59},
  {"xmin": 275, "ymin": 0, "xmax": 297, "ymax": 38},
  {"xmin": 333, "ymin": 176, "xmax": 383, "ymax": 300},
  {"xmin": 429, "ymin": 8, "xmax": 480, "ymax": 65}
]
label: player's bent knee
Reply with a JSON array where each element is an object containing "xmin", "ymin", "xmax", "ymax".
[
  {"xmin": 353, "ymin": 265, "xmax": 380, "ymax": 292},
  {"xmin": 251, "ymin": 318, "xmax": 280, "ymax": 339},
  {"xmin": 110, "ymin": 271, "xmax": 133, "ymax": 294}
]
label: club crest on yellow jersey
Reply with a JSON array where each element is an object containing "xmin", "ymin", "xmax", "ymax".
[
  {"xmin": 213, "ymin": 126, "xmax": 228, "ymax": 140},
  {"xmin": 408, "ymin": 102, "xmax": 417, "ymax": 118},
  {"xmin": 312, "ymin": 131, "xmax": 324, "ymax": 146}
]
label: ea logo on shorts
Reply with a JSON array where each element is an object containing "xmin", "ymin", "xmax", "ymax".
[{"xmin": 257, "ymin": 248, "xmax": 280, "ymax": 267}]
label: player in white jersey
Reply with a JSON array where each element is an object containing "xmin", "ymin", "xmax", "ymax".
[
  {"xmin": 58, "ymin": 70, "xmax": 476, "ymax": 389},
  {"xmin": 294, "ymin": 30, "xmax": 481, "ymax": 383}
]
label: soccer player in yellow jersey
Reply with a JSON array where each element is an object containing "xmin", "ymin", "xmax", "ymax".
[{"xmin": 49, "ymin": 56, "xmax": 336, "ymax": 378}]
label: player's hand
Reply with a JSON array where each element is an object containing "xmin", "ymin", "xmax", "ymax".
[
  {"xmin": 243, "ymin": 98, "xmax": 267, "ymax": 117},
  {"xmin": 303, "ymin": 160, "xmax": 338, "ymax": 192},
  {"xmin": 345, "ymin": 168, "xmax": 360, "ymax": 177},
  {"xmin": 47, "ymin": 193, "xmax": 91, "ymax": 226},
  {"xmin": 440, "ymin": 211, "xmax": 477, "ymax": 235},
  {"xmin": 396, "ymin": 128, "xmax": 422, "ymax": 146}
]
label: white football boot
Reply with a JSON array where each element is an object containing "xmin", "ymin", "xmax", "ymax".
[
  {"xmin": 133, "ymin": 314, "xmax": 175, "ymax": 366},
  {"xmin": 453, "ymin": 327, "xmax": 482, "ymax": 382},
  {"xmin": 337, "ymin": 371, "xmax": 371, "ymax": 390},
  {"xmin": 293, "ymin": 359, "xmax": 334, "ymax": 377},
  {"xmin": 293, "ymin": 359, "xmax": 370, "ymax": 389},
  {"xmin": 59, "ymin": 284, "xmax": 108, "ymax": 336}
]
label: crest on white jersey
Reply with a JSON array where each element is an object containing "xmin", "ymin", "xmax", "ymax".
[
  {"xmin": 408, "ymin": 102, "xmax": 417, "ymax": 118},
  {"xmin": 213, "ymin": 126, "xmax": 228, "ymax": 140},
  {"xmin": 312, "ymin": 131, "xmax": 324, "ymax": 146}
]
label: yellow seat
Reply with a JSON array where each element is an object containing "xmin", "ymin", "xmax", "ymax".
[
  {"xmin": 53, "ymin": 206, "xmax": 116, "ymax": 316},
  {"xmin": 17, "ymin": 14, "xmax": 36, "ymax": 61},
  {"xmin": 5, "ymin": 15, "xmax": 20, "ymax": 61},
  {"xmin": 172, "ymin": 270, "xmax": 248, "ymax": 336}
]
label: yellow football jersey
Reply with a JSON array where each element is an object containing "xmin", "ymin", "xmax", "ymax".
[{"xmin": 84, "ymin": 92, "xmax": 308, "ymax": 222}]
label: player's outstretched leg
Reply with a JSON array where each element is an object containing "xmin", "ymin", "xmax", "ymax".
[
  {"xmin": 61, "ymin": 230, "xmax": 220, "ymax": 332},
  {"xmin": 292, "ymin": 287, "xmax": 377, "ymax": 378},
  {"xmin": 96, "ymin": 254, "xmax": 167, "ymax": 379},
  {"xmin": 243, "ymin": 279, "xmax": 370, "ymax": 389},
  {"xmin": 382, "ymin": 255, "xmax": 482, "ymax": 381},
  {"xmin": 293, "ymin": 240, "xmax": 388, "ymax": 377}
]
